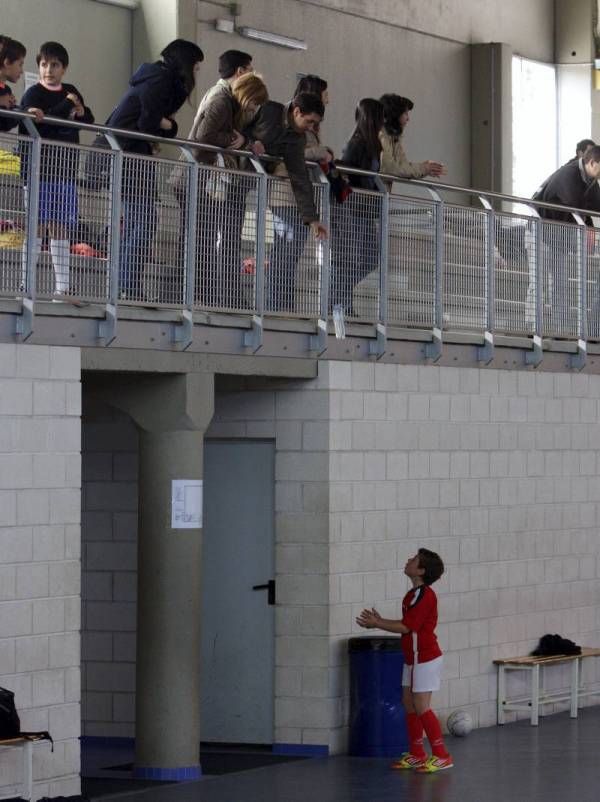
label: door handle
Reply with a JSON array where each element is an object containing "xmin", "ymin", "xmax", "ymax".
[{"xmin": 252, "ymin": 579, "xmax": 276, "ymax": 605}]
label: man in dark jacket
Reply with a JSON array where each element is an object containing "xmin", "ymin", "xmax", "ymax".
[
  {"xmin": 532, "ymin": 146, "xmax": 600, "ymax": 333},
  {"xmin": 248, "ymin": 94, "xmax": 328, "ymax": 239}
]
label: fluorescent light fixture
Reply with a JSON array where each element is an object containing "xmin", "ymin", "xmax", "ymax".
[
  {"xmin": 237, "ymin": 26, "xmax": 307, "ymax": 50},
  {"xmin": 92, "ymin": 0, "xmax": 140, "ymax": 9}
]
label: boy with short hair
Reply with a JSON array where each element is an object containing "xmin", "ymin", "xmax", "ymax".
[
  {"xmin": 19, "ymin": 41, "xmax": 94, "ymax": 297},
  {"xmin": 356, "ymin": 547, "xmax": 453, "ymax": 773}
]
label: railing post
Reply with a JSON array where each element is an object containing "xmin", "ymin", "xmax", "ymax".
[
  {"xmin": 309, "ymin": 168, "xmax": 330, "ymax": 354},
  {"xmin": 98, "ymin": 132, "xmax": 123, "ymax": 345},
  {"xmin": 525, "ymin": 210, "xmax": 543, "ymax": 367},
  {"xmin": 16, "ymin": 118, "xmax": 41, "ymax": 340},
  {"xmin": 477, "ymin": 195, "xmax": 495, "ymax": 363},
  {"xmin": 425, "ymin": 187, "xmax": 444, "ymax": 361},
  {"xmin": 244, "ymin": 157, "xmax": 267, "ymax": 352},
  {"xmin": 570, "ymin": 212, "xmax": 587, "ymax": 369},
  {"xmin": 368, "ymin": 175, "xmax": 389, "ymax": 358},
  {"xmin": 171, "ymin": 146, "xmax": 199, "ymax": 349}
]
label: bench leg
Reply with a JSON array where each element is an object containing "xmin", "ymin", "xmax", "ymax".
[
  {"xmin": 531, "ymin": 664, "xmax": 540, "ymax": 726},
  {"xmin": 497, "ymin": 664, "xmax": 506, "ymax": 724},
  {"xmin": 23, "ymin": 740, "xmax": 33, "ymax": 801},
  {"xmin": 570, "ymin": 658, "xmax": 579, "ymax": 718}
]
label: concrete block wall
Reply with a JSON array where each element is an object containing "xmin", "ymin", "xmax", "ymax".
[
  {"xmin": 0, "ymin": 344, "xmax": 81, "ymax": 801},
  {"xmin": 327, "ymin": 361, "xmax": 600, "ymax": 747},
  {"xmin": 81, "ymin": 407, "xmax": 138, "ymax": 738}
]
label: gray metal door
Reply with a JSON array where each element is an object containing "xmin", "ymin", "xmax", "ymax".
[{"xmin": 201, "ymin": 439, "xmax": 275, "ymax": 744}]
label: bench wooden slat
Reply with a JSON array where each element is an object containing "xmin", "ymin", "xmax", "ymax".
[{"xmin": 494, "ymin": 646, "xmax": 600, "ymax": 666}]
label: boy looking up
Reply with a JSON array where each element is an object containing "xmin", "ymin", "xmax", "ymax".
[
  {"xmin": 19, "ymin": 41, "xmax": 94, "ymax": 298},
  {"xmin": 356, "ymin": 548, "xmax": 452, "ymax": 773}
]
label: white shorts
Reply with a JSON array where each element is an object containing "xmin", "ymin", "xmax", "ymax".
[{"xmin": 402, "ymin": 656, "xmax": 443, "ymax": 693}]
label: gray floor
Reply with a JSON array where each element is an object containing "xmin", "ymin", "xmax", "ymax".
[{"xmin": 102, "ymin": 708, "xmax": 600, "ymax": 802}]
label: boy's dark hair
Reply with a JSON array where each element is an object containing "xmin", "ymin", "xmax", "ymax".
[
  {"xmin": 295, "ymin": 74, "xmax": 327, "ymax": 98},
  {"xmin": 418, "ymin": 548, "xmax": 444, "ymax": 585},
  {"xmin": 583, "ymin": 145, "xmax": 600, "ymax": 164},
  {"xmin": 37, "ymin": 41, "xmax": 69, "ymax": 68},
  {"xmin": 576, "ymin": 138, "xmax": 595, "ymax": 156},
  {"xmin": 218, "ymin": 49, "xmax": 252, "ymax": 79},
  {"xmin": 0, "ymin": 36, "xmax": 26, "ymax": 65},
  {"xmin": 291, "ymin": 92, "xmax": 324, "ymax": 119}
]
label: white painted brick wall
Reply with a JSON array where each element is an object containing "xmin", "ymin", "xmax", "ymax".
[{"xmin": 0, "ymin": 344, "xmax": 81, "ymax": 801}]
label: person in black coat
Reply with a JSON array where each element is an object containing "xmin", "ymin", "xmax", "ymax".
[
  {"xmin": 104, "ymin": 39, "xmax": 204, "ymax": 299},
  {"xmin": 532, "ymin": 145, "xmax": 600, "ymax": 333},
  {"xmin": 331, "ymin": 98, "xmax": 385, "ymax": 315}
]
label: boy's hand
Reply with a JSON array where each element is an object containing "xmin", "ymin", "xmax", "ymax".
[
  {"xmin": 0, "ymin": 95, "xmax": 15, "ymax": 110},
  {"xmin": 356, "ymin": 608, "xmax": 382, "ymax": 629},
  {"xmin": 66, "ymin": 92, "xmax": 81, "ymax": 105},
  {"xmin": 27, "ymin": 107, "xmax": 44, "ymax": 121}
]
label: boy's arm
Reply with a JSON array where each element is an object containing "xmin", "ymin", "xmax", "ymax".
[
  {"xmin": 356, "ymin": 608, "xmax": 410, "ymax": 634},
  {"xmin": 66, "ymin": 84, "xmax": 94, "ymax": 124}
]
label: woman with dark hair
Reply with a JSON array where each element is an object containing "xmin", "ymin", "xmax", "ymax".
[
  {"xmin": 379, "ymin": 93, "xmax": 446, "ymax": 180},
  {"xmin": 331, "ymin": 98, "xmax": 385, "ymax": 315},
  {"xmin": 104, "ymin": 38, "xmax": 204, "ymax": 299}
]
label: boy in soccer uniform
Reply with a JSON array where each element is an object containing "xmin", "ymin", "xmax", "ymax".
[
  {"xmin": 19, "ymin": 41, "xmax": 94, "ymax": 297},
  {"xmin": 356, "ymin": 548, "xmax": 452, "ymax": 773}
]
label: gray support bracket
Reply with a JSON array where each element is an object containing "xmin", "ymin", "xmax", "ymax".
[
  {"xmin": 98, "ymin": 303, "xmax": 117, "ymax": 345},
  {"xmin": 425, "ymin": 326, "xmax": 443, "ymax": 362},
  {"xmin": 172, "ymin": 308, "xmax": 194, "ymax": 349},
  {"xmin": 98, "ymin": 133, "xmax": 122, "ymax": 345},
  {"xmin": 570, "ymin": 338, "xmax": 587, "ymax": 371},
  {"xmin": 15, "ymin": 297, "xmax": 34, "ymax": 341},
  {"xmin": 369, "ymin": 322, "xmax": 387, "ymax": 358},
  {"xmin": 243, "ymin": 314, "xmax": 263, "ymax": 352},
  {"xmin": 309, "ymin": 318, "xmax": 328, "ymax": 354},
  {"xmin": 525, "ymin": 334, "xmax": 543, "ymax": 367},
  {"xmin": 478, "ymin": 330, "xmax": 495, "ymax": 364}
]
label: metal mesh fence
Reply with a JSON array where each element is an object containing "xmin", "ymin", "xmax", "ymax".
[
  {"xmin": 330, "ymin": 189, "xmax": 382, "ymax": 321},
  {"xmin": 0, "ymin": 132, "xmax": 28, "ymax": 296},
  {"xmin": 539, "ymin": 220, "xmax": 580, "ymax": 339},
  {"xmin": 586, "ymin": 226, "xmax": 600, "ymax": 339},
  {"xmin": 387, "ymin": 195, "xmax": 436, "ymax": 328},
  {"xmin": 192, "ymin": 166, "xmax": 260, "ymax": 312},
  {"xmin": 442, "ymin": 205, "xmax": 487, "ymax": 330},
  {"xmin": 493, "ymin": 212, "xmax": 535, "ymax": 336},
  {"xmin": 119, "ymin": 152, "xmax": 186, "ymax": 306},
  {"xmin": 264, "ymin": 176, "xmax": 324, "ymax": 317}
]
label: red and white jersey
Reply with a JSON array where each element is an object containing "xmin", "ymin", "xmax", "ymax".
[{"xmin": 400, "ymin": 584, "xmax": 442, "ymax": 665}]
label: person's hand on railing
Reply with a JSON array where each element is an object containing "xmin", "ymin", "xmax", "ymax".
[
  {"xmin": 26, "ymin": 107, "xmax": 44, "ymax": 122},
  {"xmin": 310, "ymin": 221, "xmax": 328, "ymax": 240},
  {"xmin": 423, "ymin": 160, "xmax": 447, "ymax": 178},
  {"xmin": 249, "ymin": 140, "xmax": 265, "ymax": 157},
  {"xmin": 230, "ymin": 130, "xmax": 245, "ymax": 149},
  {"xmin": 0, "ymin": 94, "xmax": 15, "ymax": 110}
]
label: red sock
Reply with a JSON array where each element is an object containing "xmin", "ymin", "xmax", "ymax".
[
  {"xmin": 406, "ymin": 712, "xmax": 427, "ymax": 759},
  {"xmin": 420, "ymin": 709, "xmax": 449, "ymax": 758}
]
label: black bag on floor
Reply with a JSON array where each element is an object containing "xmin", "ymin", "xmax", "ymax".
[{"xmin": 0, "ymin": 686, "xmax": 20, "ymax": 738}]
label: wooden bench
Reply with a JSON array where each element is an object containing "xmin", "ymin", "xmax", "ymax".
[
  {"xmin": 494, "ymin": 647, "xmax": 600, "ymax": 726},
  {"xmin": 0, "ymin": 734, "xmax": 49, "ymax": 801}
]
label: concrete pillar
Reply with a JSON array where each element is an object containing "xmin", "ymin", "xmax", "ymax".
[{"xmin": 106, "ymin": 372, "xmax": 214, "ymax": 779}]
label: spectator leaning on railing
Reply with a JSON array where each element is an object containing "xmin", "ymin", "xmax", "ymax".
[
  {"xmin": 265, "ymin": 74, "xmax": 333, "ymax": 313},
  {"xmin": 101, "ymin": 38, "xmax": 204, "ymax": 300},
  {"xmin": 378, "ymin": 94, "xmax": 446, "ymax": 182}
]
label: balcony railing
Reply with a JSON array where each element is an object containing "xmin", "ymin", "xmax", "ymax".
[{"xmin": 0, "ymin": 108, "xmax": 597, "ymax": 362}]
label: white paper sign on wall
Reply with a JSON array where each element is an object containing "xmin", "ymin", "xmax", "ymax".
[{"xmin": 171, "ymin": 479, "xmax": 203, "ymax": 529}]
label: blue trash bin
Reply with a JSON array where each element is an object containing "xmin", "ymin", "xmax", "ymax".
[{"xmin": 348, "ymin": 636, "xmax": 408, "ymax": 757}]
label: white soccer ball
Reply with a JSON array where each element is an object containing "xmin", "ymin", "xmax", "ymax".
[{"xmin": 447, "ymin": 709, "xmax": 473, "ymax": 737}]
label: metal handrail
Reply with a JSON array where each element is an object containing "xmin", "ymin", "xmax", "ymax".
[{"xmin": 0, "ymin": 106, "xmax": 598, "ymax": 362}]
